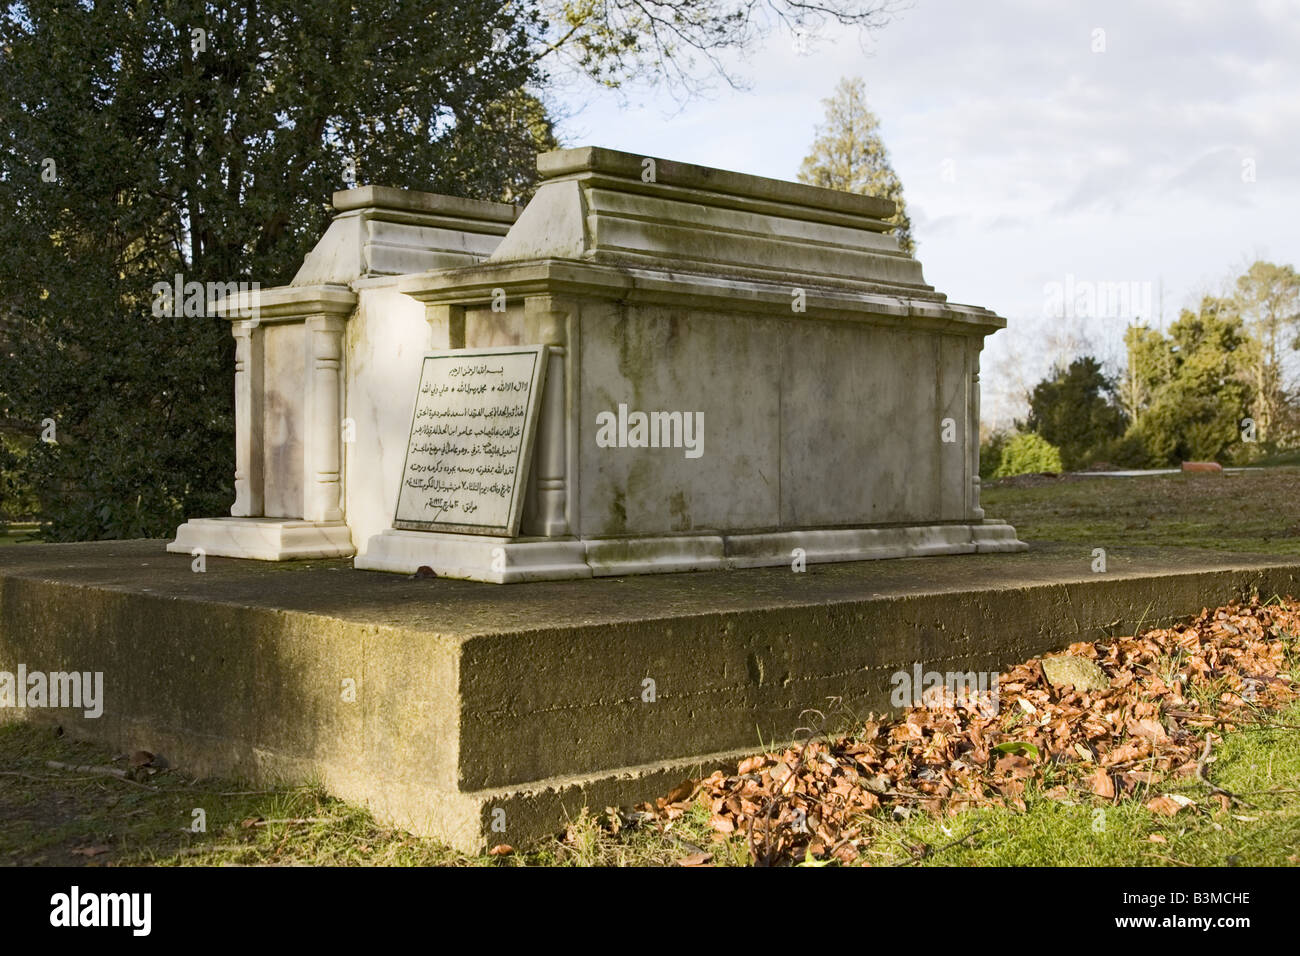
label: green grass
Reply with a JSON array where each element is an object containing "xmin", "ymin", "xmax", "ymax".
[
  {"xmin": 4, "ymin": 702, "xmax": 1297, "ymax": 867},
  {"xmin": 0, "ymin": 721, "xmax": 741, "ymax": 867},
  {"xmin": 1252, "ymin": 449, "xmax": 1300, "ymax": 468},
  {"xmin": 0, "ymin": 723, "xmax": 468, "ymax": 866},
  {"xmin": 982, "ymin": 467, "xmax": 1300, "ymax": 555},
  {"xmin": 872, "ymin": 702, "xmax": 1300, "ymax": 867},
  {"xmin": 0, "ymin": 524, "xmax": 39, "ymax": 547}
]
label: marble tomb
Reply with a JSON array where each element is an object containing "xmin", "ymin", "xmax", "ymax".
[{"xmin": 169, "ymin": 146, "xmax": 1027, "ymax": 581}]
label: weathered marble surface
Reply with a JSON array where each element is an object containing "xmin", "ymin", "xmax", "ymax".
[
  {"xmin": 172, "ymin": 188, "xmax": 518, "ymax": 560},
  {"xmin": 343, "ymin": 281, "xmax": 433, "ymax": 557},
  {"xmin": 292, "ymin": 186, "xmax": 517, "ymax": 286},
  {"xmin": 173, "ymin": 147, "xmax": 1026, "ymax": 577},
  {"xmin": 259, "ymin": 322, "xmax": 306, "ymax": 518},
  {"xmin": 368, "ymin": 146, "xmax": 1023, "ymax": 579}
]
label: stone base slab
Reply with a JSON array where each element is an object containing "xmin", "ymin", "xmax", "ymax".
[
  {"xmin": 4, "ymin": 539, "xmax": 1298, "ymax": 852},
  {"xmin": 168, "ymin": 517, "xmax": 356, "ymax": 560},
  {"xmin": 355, "ymin": 521, "xmax": 1029, "ymax": 582}
]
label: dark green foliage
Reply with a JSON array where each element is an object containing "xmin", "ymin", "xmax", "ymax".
[
  {"xmin": 0, "ymin": 432, "xmax": 37, "ymax": 526},
  {"xmin": 1094, "ymin": 432, "xmax": 1153, "ymax": 469},
  {"xmin": 978, "ymin": 430, "xmax": 1009, "ymax": 481},
  {"xmin": 1022, "ymin": 282, "xmax": 1277, "ymax": 470},
  {"xmin": 1123, "ymin": 298, "xmax": 1255, "ymax": 465},
  {"xmin": 1024, "ymin": 356, "xmax": 1125, "ymax": 471},
  {"xmin": 0, "ymin": 1, "xmax": 554, "ymax": 539}
]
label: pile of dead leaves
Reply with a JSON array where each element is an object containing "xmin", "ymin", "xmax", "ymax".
[{"xmin": 637, "ymin": 597, "xmax": 1300, "ymax": 866}]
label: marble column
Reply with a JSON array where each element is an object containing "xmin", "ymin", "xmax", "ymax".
[
  {"xmin": 231, "ymin": 320, "xmax": 264, "ymax": 517},
  {"xmin": 304, "ymin": 314, "xmax": 346, "ymax": 523},
  {"xmin": 523, "ymin": 296, "xmax": 573, "ymax": 537}
]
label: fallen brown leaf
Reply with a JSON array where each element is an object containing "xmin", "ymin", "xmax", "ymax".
[
  {"xmin": 1089, "ymin": 768, "xmax": 1116, "ymax": 800},
  {"xmin": 1146, "ymin": 795, "xmax": 1184, "ymax": 817},
  {"xmin": 664, "ymin": 779, "xmax": 694, "ymax": 805},
  {"xmin": 636, "ymin": 597, "xmax": 1300, "ymax": 866}
]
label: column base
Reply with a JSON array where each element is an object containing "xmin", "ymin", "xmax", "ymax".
[
  {"xmin": 355, "ymin": 531, "xmax": 592, "ymax": 583},
  {"xmin": 355, "ymin": 521, "xmax": 1028, "ymax": 583},
  {"xmin": 168, "ymin": 517, "xmax": 356, "ymax": 561}
]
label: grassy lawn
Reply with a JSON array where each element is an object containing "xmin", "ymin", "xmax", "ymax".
[
  {"xmin": 982, "ymin": 467, "xmax": 1300, "ymax": 555},
  {"xmin": 0, "ymin": 524, "xmax": 39, "ymax": 547},
  {"xmin": 889, "ymin": 703, "xmax": 1300, "ymax": 867},
  {"xmin": 0, "ymin": 721, "xmax": 705, "ymax": 867},
  {"xmin": 3, "ymin": 471, "xmax": 1299, "ymax": 867},
  {"xmin": 3, "ymin": 699, "xmax": 1296, "ymax": 867}
]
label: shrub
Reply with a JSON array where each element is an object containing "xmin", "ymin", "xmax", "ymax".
[
  {"xmin": 979, "ymin": 430, "xmax": 1011, "ymax": 480},
  {"xmin": 0, "ymin": 432, "xmax": 38, "ymax": 527},
  {"xmin": 992, "ymin": 432, "xmax": 1064, "ymax": 478},
  {"xmin": 1025, "ymin": 356, "xmax": 1125, "ymax": 470},
  {"xmin": 1093, "ymin": 432, "xmax": 1153, "ymax": 469}
]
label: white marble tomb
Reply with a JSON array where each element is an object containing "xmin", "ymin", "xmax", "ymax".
[{"xmin": 169, "ymin": 147, "xmax": 1027, "ymax": 581}]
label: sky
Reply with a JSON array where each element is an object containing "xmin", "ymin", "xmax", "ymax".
[{"xmin": 551, "ymin": 0, "xmax": 1300, "ymax": 427}]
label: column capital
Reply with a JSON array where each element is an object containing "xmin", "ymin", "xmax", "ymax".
[
  {"xmin": 213, "ymin": 284, "xmax": 356, "ymax": 325},
  {"xmin": 523, "ymin": 295, "xmax": 578, "ymax": 346},
  {"xmin": 305, "ymin": 312, "xmax": 348, "ymax": 334}
]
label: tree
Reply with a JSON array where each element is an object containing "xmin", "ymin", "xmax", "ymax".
[
  {"xmin": 446, "ymin": 90, "xmax": 560, "ymax": 205},
  {"xmin": 1117, "ymin": 323, "xmax": 1168, "ymax": 428},
  {"xmin": 1233, "ymin": 260, "xmax": 1300, "ymax": 448},
  {"xmin": 1122, "ymin": 297, "xmax": 1255, "ymax": 465},
  {"xmin": 1024, "ymin": 356, "xmax": 1126, "ymax": 470},
  {"xmin": 0, "ymin": 1, "xmax": 554, "ymax": 540},
  {"xmin": 536, "ymin": 0, "xmax": 906, "ymax": 95},
  {"xmin": 0, "ymin": 432, "xmax": 37, "ymax": 529},
  {"xmin": 797, "ymin": 76, "xmax": 914, "ymax": 253}
]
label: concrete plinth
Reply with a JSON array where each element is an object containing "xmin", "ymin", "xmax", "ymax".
[{"xmin": 3, "ymin": 540, "xmax": 1298, "ymax": 851}]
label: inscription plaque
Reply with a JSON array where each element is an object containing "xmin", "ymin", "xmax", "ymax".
[{"xmin": 393, "ymin": 346, "xmax": 547, "ymax": 536}]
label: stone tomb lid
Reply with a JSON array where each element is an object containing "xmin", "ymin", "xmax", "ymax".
[
  {"xmin": 481, "ymin": 145, "xmax": 933, "ymax": 295},
  {"xmin": 538, "ymin": 145, "xmax": 898, "ymax": 222}
]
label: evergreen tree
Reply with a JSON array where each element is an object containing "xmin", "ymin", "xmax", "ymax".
[
  {"xmin": 0, "ymin": 1, "xmax": 906, "ymax": 539},
  {"xmin": 1024, "ymin": 356, "xmax": 1125, "ymax": 471},
  {"xmin": 0, "ymin": 1, "xmax": 551, "ymax": 540},
  {"xmin": 797, "ymin": 76, "xmax": 914, "ymax": 253},
  {"xmin": 1122, "ymin": 297, "xmax": 1255, "ymax": 465}
]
